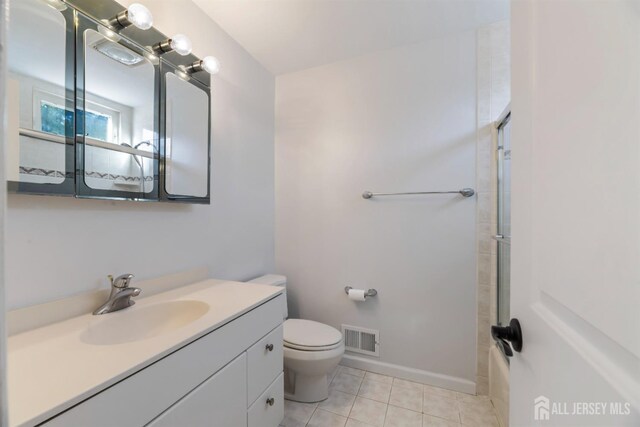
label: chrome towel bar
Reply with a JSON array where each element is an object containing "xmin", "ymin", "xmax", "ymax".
[{"xmin": 362, "ymin": 188, "xmax": 475, "ymax": 199}]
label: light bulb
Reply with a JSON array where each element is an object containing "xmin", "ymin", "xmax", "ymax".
[
  {"xmin": 170, "ymin": 34, "xmax": 192, "ymax": 56},
  {"xmin": 201, "ymin": 56, "xmax": 221, "ymax": 75},
  {"xmin": 127, "ymin": 3, "xmax": 153, "ymax": 30}
]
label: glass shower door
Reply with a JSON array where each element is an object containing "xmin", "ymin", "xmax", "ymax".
[{"xmin": 496, "ymin": 114, "xmax": 512, "ymax": 328}]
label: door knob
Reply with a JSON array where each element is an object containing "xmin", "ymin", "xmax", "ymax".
[
  {"xmin": 491, "ymin": 318, "xmax": 523, "ymax": 357},
  {"xmin": 266, "ymin": 343, "xmax": 274, "ymax": 352}
]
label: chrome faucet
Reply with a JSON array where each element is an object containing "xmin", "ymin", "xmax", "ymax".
[{"xmin": 93, "ymin": 274, "xmax": 141, "ymax": 315}]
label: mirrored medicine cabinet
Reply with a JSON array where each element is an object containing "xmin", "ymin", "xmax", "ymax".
[{"xmin": 6, "ymin": 0, "xmax": 211, "ymax": 204}]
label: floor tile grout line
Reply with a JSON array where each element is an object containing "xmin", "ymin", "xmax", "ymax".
[
  {"xmin": 381, "ymin": 398, "xmax": 390, "ymax": 427},
  {"xmin": 290, "ymin": 367, "xmax": 496, "ymax": 427}
]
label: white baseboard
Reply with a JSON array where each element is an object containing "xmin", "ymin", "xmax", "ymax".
[{"xmin": 340, "ymin": 354, "xmax": 477, "ymax": 395}]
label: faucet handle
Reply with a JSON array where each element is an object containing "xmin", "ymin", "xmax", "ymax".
[{"xmin": 112, "ymin": 273, "xmax": 134, "ymax": 288}]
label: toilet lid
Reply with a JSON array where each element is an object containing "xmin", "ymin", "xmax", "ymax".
[{"xmin": 284, "ymin": 319, "xmax": 343, "ymax": 350}]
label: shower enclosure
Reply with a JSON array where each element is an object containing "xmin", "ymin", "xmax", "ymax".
[{"xmin": 495, "ymin": 108, "xmax": 511, "ymax": 334}]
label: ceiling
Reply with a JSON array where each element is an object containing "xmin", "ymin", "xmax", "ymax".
[{"xmin": 192, "ymin": 0, "xmax": 509, "ymax": 75}]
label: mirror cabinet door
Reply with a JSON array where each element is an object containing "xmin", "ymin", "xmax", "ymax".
[
  {"xmin": 76, "ymin": 15, "xmax": 159, "ymax": 200},
  {"xmin": 6, "ymin": 0, "xmax": 74, "ymax": 194},
  {"xmin": 162, "ymin": 69, "xmax": 211, "ymax": 202}
]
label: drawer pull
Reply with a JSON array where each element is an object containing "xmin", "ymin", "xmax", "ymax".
[
  {"xmin": 265, "ymin": 343, "xmax": 274, "ymax": 352},
  {"xmin": 266, "ymin": 397, "xmax": 275, "ymax": 406}
]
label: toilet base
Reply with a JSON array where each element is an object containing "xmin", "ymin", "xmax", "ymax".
[
  {"xmin": 283, "ymin": 339, "xmax": 345, "ymax": 404},
  {"xmin": 284, "ymin": 371, "xmax": 330, "ymax": 403}
]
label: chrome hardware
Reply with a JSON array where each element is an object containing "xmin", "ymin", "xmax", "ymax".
[
  {"xmin": 112, "ymin": 273, "xmax": 133, "ymax": 288},
  {"xmin": 362, "ymin": 188, "xmax": 475, "ymax": 199},
  {"xmin": 265, "ymin": 343, "xmax": 274, "ymax": 352},
  {"xmin": 93, "ymin": 273, "xmax": 141, "ymax": 315},
  {"xmin": 344, "ymin": 286, "xmax": 378, "ymax": 298},
  {"xmin": 492, "ymin": 234, "xmax": 511, "ymax": 245},
  {"xmin": 494, "ymin": 103, "xmax": 511, "ymax": 130},
  {"xmin": 152, "ymin": 39, "xmax": 174, "ymax": 54},
  {"xmin": 266, "ymin": 397, "xmax": 275, "ymax": 406}
]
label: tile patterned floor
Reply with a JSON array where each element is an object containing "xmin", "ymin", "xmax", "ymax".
[{"xmin": 280, "ymin": 365, "xmax": 500, "ymax": 427}]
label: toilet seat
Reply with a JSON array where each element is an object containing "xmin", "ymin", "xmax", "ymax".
[
  {"xmin": 284, "ymin": 341, "xmax": 343, "ymax": 351},
  {"xmin": 284, "ymin": 319, "xmax": 343, "ymax": 352}
]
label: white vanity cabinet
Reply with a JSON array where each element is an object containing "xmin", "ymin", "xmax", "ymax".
[{"xmin": 41, "ymin": 295, "xmax": 285, "ymax": 427}]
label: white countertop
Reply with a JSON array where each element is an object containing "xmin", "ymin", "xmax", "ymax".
[{"xmin": 7, "ymin": 279, "xmax": 282, "ymax": 427}]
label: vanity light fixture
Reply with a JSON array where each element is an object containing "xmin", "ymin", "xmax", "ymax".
[
  {"xmin": 176, "ymin": 70, "xmax": 190, "ymax": 81},
  {"xmin": 185, "ymin": 56, "xmax": 221, "ymax": 75},
  {"xmin": 98, "ymin": 25, "xmax": 121, "ymax": 42},
  {"xmin": 144, "ymin": 52, "xmax": 159, "ymax": 65},
  {"xmin": 107, "ymin": 3, "xmax": 153, "ymax": 31},
  {"xmin": 45, "ymin": 0, "xmax": 67, "ymax": 11},
  {"xmin": 152, "ymin": 34, "xmax": 192, "ymax": 56}
]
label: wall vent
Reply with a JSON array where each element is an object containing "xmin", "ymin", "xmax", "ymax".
[{"xmin": 341, "ymin": 324, "xmax": 379, "ymax": 357}]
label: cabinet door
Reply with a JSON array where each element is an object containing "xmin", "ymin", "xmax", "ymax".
[
  {"xmin": 160, "ymin": 62, "xmax": 211, "ymax": 204},
  {"xmin": 147, "ymin": 354, "xmax": 247, "ymax": 427},
  {"xmin": 75, "ymin": 12, "xmax": 159, "ymax": 201},
  {"xmin": 6, "ymin": 0, "xmax": 75, "ymax": 195}
]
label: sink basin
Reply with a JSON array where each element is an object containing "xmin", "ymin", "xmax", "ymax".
[{"xmin": 81, "ymin": 300, "xmax": 209, "ymax": 345}]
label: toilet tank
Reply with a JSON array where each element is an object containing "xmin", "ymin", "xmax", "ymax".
[{"xmin": 247, "ymin": 274, "xmax": 288, "ymax": 319}]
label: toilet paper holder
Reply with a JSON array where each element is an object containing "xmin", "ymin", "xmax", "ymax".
[{"xmin": 344, "ymin": 286, "xmax": 378, "ymax": 298}]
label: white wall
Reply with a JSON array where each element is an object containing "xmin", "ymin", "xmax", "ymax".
[
  {"xmin": 5, "ymin": 0, "xmax": 275, "ymax": 309},
  {"xmin": 275, "ymin": 33, "xmax": 478, "ymax": 385}
]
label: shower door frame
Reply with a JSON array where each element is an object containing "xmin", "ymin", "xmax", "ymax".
[{"xmin": 495, "ymin": 106, "xmax": 511, "ymax": 339}]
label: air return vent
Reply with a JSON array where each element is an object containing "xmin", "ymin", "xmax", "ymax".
[{"xmin": 342, "ymin": 325, "xmax": 379, "ymax": 357}]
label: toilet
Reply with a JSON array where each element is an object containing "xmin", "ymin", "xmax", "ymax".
[{"xmin": 247, "ymin": 275, "xmax": 345, "ymax": 403}]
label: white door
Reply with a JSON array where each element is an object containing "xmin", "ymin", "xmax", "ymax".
[{"xmin": 509, "ymin": 0, "xmax": 640, "ymax": 425}]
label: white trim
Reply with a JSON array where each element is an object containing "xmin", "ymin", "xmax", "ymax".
[
  {"xmin": 340, "ymin": 354, "xmax": 476, "ymax": 394},
  {"xmin": 0, "ymin": 0, "xmax": 8, "ymax": 423},
  {"xmin": 534, "ymin": 295, "xmax": 640, "ymax": 412}
]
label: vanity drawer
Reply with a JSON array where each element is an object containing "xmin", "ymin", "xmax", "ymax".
[
  {"xmin": 248, "ymin": 373, "xmax": 284, "ymax": 427},
  {"xmin": 247, "ymin": 324, "xmax": 283, "ymax": 405}
]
